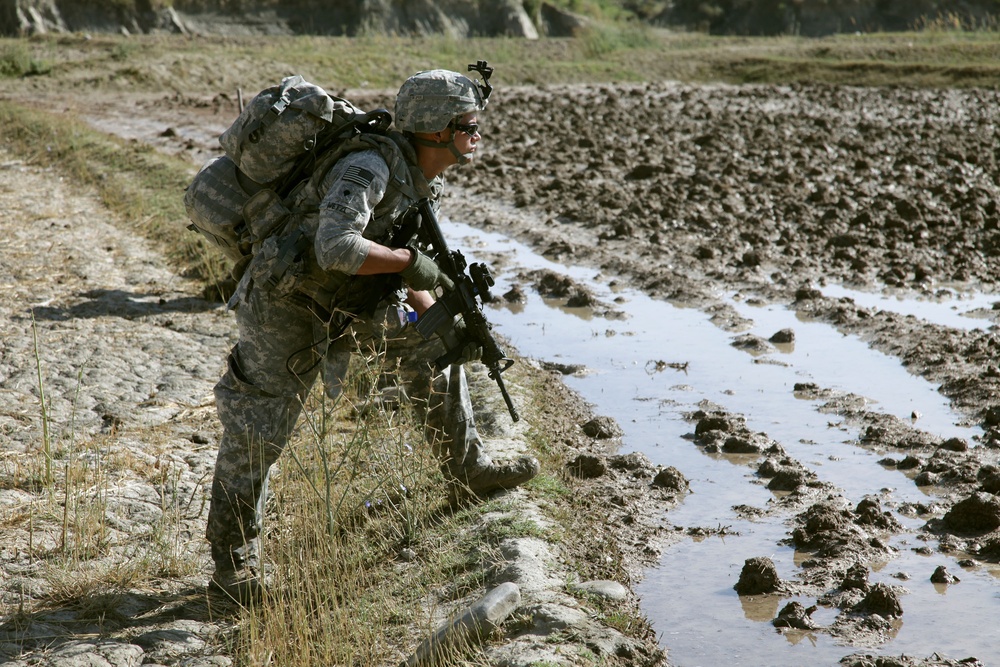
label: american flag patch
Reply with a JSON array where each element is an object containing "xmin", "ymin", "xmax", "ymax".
[{"xmin": 343, "ymin": 165, "xmax": 374, "ymax": 188}]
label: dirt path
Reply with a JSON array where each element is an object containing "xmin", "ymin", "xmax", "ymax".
[{"xmin": 0, "ymin": 151, "xmax": 237, "ymax": 665}]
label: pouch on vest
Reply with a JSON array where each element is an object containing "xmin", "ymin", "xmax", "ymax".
[
  {"xmin": 183, "ymin": 155, "xmax": 250, "ymax": 264},
  {"xmin": 247, "ymin": 231, "xmax": 309, "ymax": 296},
  {"xmin": 242, "ymin": 188, "xmax": 291, "ymax": 245}
]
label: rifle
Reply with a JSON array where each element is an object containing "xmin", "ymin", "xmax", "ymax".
[{"xmin": 413, "ymin": 199, "xmax": 519, "ymax": 422}]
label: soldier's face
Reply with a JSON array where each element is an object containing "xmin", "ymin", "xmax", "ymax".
[{"xmin": 449, "ymin": 111, "xmax": 481, "ymax": 162}]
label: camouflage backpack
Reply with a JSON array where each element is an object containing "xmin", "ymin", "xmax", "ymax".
[{"xmin": 184, "ymin": 75, "xmax": 392, "ymax": 270}]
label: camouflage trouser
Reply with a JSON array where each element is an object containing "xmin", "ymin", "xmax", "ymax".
[
  {"xmin": 205, "ymin": 285, "xmax": 488, "ymax": 568},
  {"xmin": 346, "ymin": 313, "xmax": 491, "ymax": 481}
]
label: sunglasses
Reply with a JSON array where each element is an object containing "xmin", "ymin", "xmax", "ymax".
[{"xmin": 452, "ymin": 122, "xmax": 480, "ymax": 136}]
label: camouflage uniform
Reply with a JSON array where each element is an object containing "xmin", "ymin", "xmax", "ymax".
[{"xmin": 206, "ymin": 68, "xmax": 538, "ymax": 588}]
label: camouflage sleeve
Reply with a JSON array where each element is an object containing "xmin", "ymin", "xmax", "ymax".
[{"xmin": 314, "ymin": 149, "xmax": 391, "ymax": 275}]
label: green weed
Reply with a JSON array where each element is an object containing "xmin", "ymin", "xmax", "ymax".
[
  {"xmin": 0, "ymin": 42, "xmax": 50, "ymax": 77},
  {"xmin": 578, "ymin": 22, "xmax": 657, "ymax": 57}
]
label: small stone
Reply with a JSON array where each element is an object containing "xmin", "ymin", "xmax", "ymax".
[
  {"xmin": 573, "ymin": 580, "xmax": 629, "ymax": 601},
  {"xmin": 772, "ymin": 601, "xmax": 817, "ymax": 629},
  {"xmin": 502, "ymin": 284, "xmax": 526, "ymax": 303},
  {"xmin": 767, "ymin": 467, "xmax": 812, "ymax": 491},
  {"xmin": 651, "ymin": 466, "xmax": 689, "ymax": 492},
  {"xmin": 794, "ymin": 287, "xmax": 822, "ymax": 301},
  {"xmin": 855, "ymin": 582, "xmax": 903, "ymax": 617},
  {"xmin": 581, "ymin": 416, "xmax": 623, "ymax": 439},
  {"xmin": 769, "ymin": 328, "xmax": 795, "ymax": 344},
  {"xmin": 722, "ymin": 436, "xmax": 762, "ymax": 454},
  {"xmin": 943, "ymin": 492, "xmax": 1000, "ymax": 533},
  {"xmin": 842, "ymin": 563, "xmax": 869, "ymax": 590},
  {"xmin": 567, "ymin": 454, "xmax": 607, "ymax": 478},
  {"xmin": 939, "ymin": 437, "xmax": 969, "ymax": 452}
]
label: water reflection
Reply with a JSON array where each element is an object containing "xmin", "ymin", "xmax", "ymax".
[
  {"xmin": 739, "ymin": 594, "xmax": 782, "ymax": 623},
  {"xmin": 820, "ymin": 284, "xmax": 999, "ymax": 332}
]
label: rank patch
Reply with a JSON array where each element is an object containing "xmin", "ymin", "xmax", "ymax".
[{"xmin": 343, "ymin": 165, "xmax": 375, "ymax": 188}]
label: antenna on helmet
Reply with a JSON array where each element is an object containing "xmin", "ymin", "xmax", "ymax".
[{"xmin": 467, "ymin": 60, "xmax": 493, "ymax": 107}]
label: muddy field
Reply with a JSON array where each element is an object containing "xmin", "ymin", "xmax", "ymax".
[
  {"xmin": 4, "ymin": 74, "xmax": 1000, "ymax": 666},
  {"xmin": 458, "ymin": 81, "xmax": 1000, "ymax": 665}
]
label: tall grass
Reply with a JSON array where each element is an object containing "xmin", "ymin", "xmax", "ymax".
[
  {"xmin": 577, "ymin": 22, "xmax": 658, "ymax": 57},
  {"xmin": 30, "ymin": 313, "xmax": 53, "ymax": 491},
  {"xmin": 0, "ymin": 41, "xmax": 50, "ymax": 77},
  {"xmin": 913, "ymin": 11, "xmax": 1000, "ymax": 32},
  {"xmin": 227, "ymin": 340, "xmax": 505, "ymax": 665},
  {"xmin": 2, "ymin": 324, "xmax": 515, "ymax": 663}
]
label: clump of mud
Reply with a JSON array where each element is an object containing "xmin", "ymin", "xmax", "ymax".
[
  {"xmin": 734, "ymin": 556, "xmax": 781, "ymax": 595},
  {"xmin": 688, "ymin": 408, "xmax": 781, "ymax": 456},
  {"xmin": 772, "ymin": 601, "xmax": 818, "ymax": 630}
]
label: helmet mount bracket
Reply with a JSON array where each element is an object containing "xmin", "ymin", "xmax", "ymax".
[{"xmin": 467, "ymin": 60, "xmax": 493, "ymax": 107}]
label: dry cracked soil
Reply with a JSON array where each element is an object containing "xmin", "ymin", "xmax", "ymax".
[{"xmin": 3, "ymin": 72, "xmax": 1000, "ymax": 667}]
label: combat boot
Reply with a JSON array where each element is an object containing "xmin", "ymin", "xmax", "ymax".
[
  {"xmin": 459, "ymin": 455, "xmax": 541, "ymax": 498},
  {"xmin": 209, "ymin": 561, "xmax": 268, "ymax": 605}
]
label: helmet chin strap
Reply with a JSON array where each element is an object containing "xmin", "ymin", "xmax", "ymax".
[{"xmin": 413, "ymin": 136, "xmax": 473, "ymax": 165}]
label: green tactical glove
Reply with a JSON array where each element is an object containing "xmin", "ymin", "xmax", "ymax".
[
  {"xmin": 400, "ymin": 248, "xmax": 446, "ymax": 292},
  {"xmin": 441, "ymin": 319, "xmax": 483, "ymax": 366}
]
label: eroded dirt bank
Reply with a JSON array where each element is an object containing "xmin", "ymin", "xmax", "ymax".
[{"xmin": 4, "ymin": 78, "xmax": 1000, "ymax": 666}]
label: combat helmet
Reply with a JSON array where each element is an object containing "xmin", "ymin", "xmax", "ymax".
[{"xmin": 395, "ymin": 61, "xmax": 493, "ymax": 164}]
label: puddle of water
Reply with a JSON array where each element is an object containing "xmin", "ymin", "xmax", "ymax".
[
  {"xmin": 646, "ymin": 536, "xmax": 848, "ymax": 667},
  {"xmin": 727, "ymin": 298, "xmax": 982, "ymax": 443},
  {"xmin": 820, "ymin": 283, "xmax": 999, "ymax": 332},
  {"xmin": 445, "ymin": 219, "xmax": 1000, "ymax": 665}
]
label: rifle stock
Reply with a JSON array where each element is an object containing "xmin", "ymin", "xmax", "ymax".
[{"xmin": 413, "ymin": 199, "xmax": 520, "ymax": 422}]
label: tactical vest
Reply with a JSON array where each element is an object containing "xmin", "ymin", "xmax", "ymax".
[{"xmin": 235, "ymin": 130, "xmax": 435, "ymax": 323}]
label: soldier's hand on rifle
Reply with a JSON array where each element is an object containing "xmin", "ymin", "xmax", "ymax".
[
  {"xmin": 400, "ymin": 247, "xmax": 453, "ymax": 292},
  {"xmin": 453, "ymin": 340, "xmax": 483, "ymax": 366},
  {"xmin": 439, "ymin": 319, "xmax": 483, "ymax": 366}
]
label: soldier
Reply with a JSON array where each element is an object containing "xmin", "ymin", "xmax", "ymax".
[{"xmin": 206, "ymin": 68, "xmax": 540, "ymax": 603}]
